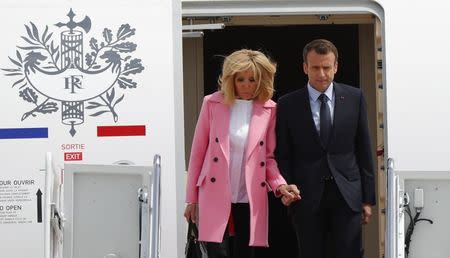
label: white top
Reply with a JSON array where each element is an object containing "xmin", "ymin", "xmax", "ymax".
[
  {"xmin": 229, "ymin": 99, "xmax": 253, "ymax": 203},
  {"xmin": 307, "ymin": 82, "xmax": 335, "ymax": 134}
]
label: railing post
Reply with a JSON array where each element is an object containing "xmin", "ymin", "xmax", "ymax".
[
  {"xmin": 386, "ymin": 158, "xmax": 396, "ymax": 258},
  {"xmin": 150, "ymin": 155, "xmax": 161, "ymax": 258}
]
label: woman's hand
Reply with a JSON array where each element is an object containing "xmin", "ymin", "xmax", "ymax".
[
  {"xmin": 277, "ymin": 184, "xmax": 301, "ymax": 206},
  {"xmin": 184, "ymin": 203, "xmax": 198, "ymax": 223}
]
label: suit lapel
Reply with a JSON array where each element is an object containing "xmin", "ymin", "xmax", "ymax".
[
  {"xmin": 329, "ymin": 83, "xmax": 345, "ymax": 145},
  {"xmin": 245, "ymin": 102, "xmax": 270, "ymax": 161}
]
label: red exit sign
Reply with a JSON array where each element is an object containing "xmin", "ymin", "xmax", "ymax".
[{"xmin": 64, "ymin": 152, "xmax": 83, "ymax": 161}]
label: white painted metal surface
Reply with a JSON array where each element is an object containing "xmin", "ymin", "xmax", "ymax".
[
  {"xmin": 63, "ymin": 163, "xmax": 152, "ymax": 258},
  {"xmin": 0, "ymin": 0, "xmax": 183, "ymax": 257},
  {"xmin": 2, "ymin": 0, "xmax": 450, "ymax": 257}
]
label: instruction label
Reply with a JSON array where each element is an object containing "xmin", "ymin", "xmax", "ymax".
[{"xmin": 0, "ymin": 179, "xmax": 40, "ymax": 225}]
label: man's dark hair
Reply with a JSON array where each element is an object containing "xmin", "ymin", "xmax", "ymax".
[{"xmin": 302, "ymin": 39, "xmax": 338, "ymax": 64}]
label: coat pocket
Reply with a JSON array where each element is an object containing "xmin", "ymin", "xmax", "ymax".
[{"xmin": 196, "ymin": 173, "xmax": 207, "ymax": 186}]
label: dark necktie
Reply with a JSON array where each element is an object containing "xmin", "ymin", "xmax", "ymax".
[{"xmin": 319, "ymin": 94, "xmax": 331, "ymax": 146}]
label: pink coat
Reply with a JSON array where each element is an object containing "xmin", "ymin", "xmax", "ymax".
[{"xmin": 185, "ymin": 91, "xmax": 286, "ymax": 247}]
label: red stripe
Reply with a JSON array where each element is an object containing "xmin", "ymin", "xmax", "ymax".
[{"xmin": 97, "ymin": 125, "xmax": 146, "ymax": 137}]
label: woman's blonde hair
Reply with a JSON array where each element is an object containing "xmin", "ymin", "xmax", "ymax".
[{"xmin": 218, "ymin": 49, "xmax": 276, "ymax": 105}]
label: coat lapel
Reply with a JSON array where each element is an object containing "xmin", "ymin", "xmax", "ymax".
[
  {"xmin": 246, "ymin": 101, "xmax": 271, "ymax": 161},
  {"xmin": 210, "ymin": 95, "xmax": 231, "ymax": 165}
]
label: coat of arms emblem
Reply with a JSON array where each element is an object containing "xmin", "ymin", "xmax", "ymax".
[{"xmin": 2, "ymin": 9, "xmax": 145, "ymax": 136}]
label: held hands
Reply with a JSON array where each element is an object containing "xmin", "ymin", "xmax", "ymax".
[
  {"xmin": 277, "ymin": 184, "xmax": 301, "ymax": 206},
  {"xmin": 184, "ymin": 185, "xmax": 301, "ymax": 222},
  {"xmin": 184, "ymin": 203, "xmax": 197, "ymax": 223}
]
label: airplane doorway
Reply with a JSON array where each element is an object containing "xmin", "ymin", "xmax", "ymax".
[{"xmin": 183, "ymin": 15, "xmax": 384, "ymax": 258}]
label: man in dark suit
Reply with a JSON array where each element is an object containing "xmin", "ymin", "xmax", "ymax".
[{"xmin": 275, "ymin": 39, "xmax": 375, "ymax": 258}]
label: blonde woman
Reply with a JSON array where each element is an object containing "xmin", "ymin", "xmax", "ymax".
[{"xmin": 184, "ymin": 49, "xmax": 300, "ymax": 258}]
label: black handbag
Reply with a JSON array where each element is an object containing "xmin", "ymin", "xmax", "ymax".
[{"xmin": 185, "ymin": 222, "xmax": 208, "ymax": 258}]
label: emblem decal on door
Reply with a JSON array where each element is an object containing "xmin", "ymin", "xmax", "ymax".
[{"xmin": 2, "ymin": 9, "xmax": 145, "ymax": 137}]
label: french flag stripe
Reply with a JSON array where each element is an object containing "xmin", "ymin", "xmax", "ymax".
[
  {"xmin": 97, "ymin": 125, "xmax": 146, "ymax": 137},
  {"xmin": 0, "ymin": 127, "xmax": 49, "ymax": 139}
]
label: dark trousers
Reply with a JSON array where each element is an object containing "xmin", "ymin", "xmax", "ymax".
[
  {"xmin": 205, "ymin": 203, "xmax": 262, "ymax": 258},
  {"xmin": 291, "ymin": 180, "xmax": 363, "ymax": 258}
]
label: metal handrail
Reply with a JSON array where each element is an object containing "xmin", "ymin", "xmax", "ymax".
[
  {"xmin": 386, "ymin": 158, "xmax": 396, "ymax": 258},
  {"xmin": 138, "ymin": 187, "xmax": 149, "ymax": 258},
  {"xmin": 150, "ymin": 154, "xmax": 161, "ymax": 258}
]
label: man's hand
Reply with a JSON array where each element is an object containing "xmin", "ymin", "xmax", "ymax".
[
  {"xmin": 361, "ymin": 203, "xmax": 372, "ymax": 224},
  {"xmin": 184, "ymin": 203, "xmax": 197, "ymax": 223},
  {"xmin": 277, "ymin": 184, "xmax": 301, "ymax": 206}
]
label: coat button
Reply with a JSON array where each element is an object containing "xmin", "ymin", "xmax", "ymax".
[
  {"xmin": 259, "ymin": 141, "xmax": 264, "ymax": 146},
  {"xmin": 215, "ymin": 137, "xmax": 219, "ymax": 143},
  {"xmin": 260, "ymin": 182, "xmax": 266, "ymax": 187},
  {"xmin": 260, "ymin": 161, "xmax": 265, "ymax": 167},
  {"xmin": 213, "ymin": 157, "xmax": 218, "ymax": 162},
  {"xmin": 211, "ymin": 177, "xmax": 216, "ymax": 183}
]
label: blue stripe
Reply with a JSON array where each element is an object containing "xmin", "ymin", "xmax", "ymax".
[{"xmin": 0, "ymin": 127, "xmax": 48, "ymax": 139}]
